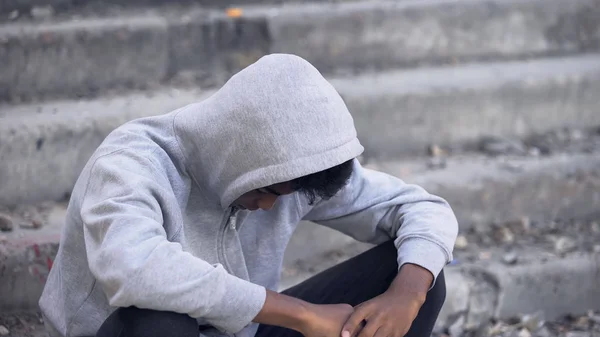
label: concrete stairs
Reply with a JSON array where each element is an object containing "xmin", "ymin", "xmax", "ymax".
[
  {"xmin": 1, "ymin": 0, "xmax": 599, "ymax": 101},
  {"xmin": 1, "ymin": 0, "xmax": 599, "ymax": 204},
  {"xmin": 1, "ymin": 0, "xmax": 600, "ymax": 330},
  {"xmin": 3, "ymin": 54, "xmax": 600, "ymax": 205}
]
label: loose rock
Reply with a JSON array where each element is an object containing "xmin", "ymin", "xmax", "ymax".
[
  {"xmin": 19, "ymin": 215, "xmax": 44, "ymax": 229},
  {"xmin": 449, "ymin": 315, "xmax": 465, "ymax": 337},
  {"xmin": 535, "ymin": 327, "xmax": 552, "ymax": 337},
  {"xmin": 0, "ymin": 213, "xmax": 13, "ymax": 232},
  {"xmin": 505, "ymin": 217, "xmax": 531, "ymax": 235},
  {"xmin": 565, "ymin": 332, "xmax": 590, "ymax": 337},
  {"xmin": 569, "ymin": 129, "xmax": 585, "ymax": 141},
  {"xmin": 479, "ymin": 136, "xmax": 528, "ymax": 156},
  {"xmin": 30, "ymin": 5, "xmax": 54, "ymax": 19},
  {"xmin": 520, "ymin": 312, "xmax": 545, "ymax": 331},
  {"xmin": 503, "ymin": 252, "xmax": 518, "ymax": 265},
  {"xmin": 554, "ymin": 236, "xmax": 577, "ymax": 254},
  {"xmin": 455, "ymin": 235, "xmax": 469, "ymax": 250},
  {"xmin": 517, "ymin": 328, "xmax": 531, "ymax": 337},
  {"xmin": 528, "ymin": 147, "xmax": 541, "ymax": 156},
  {"xmin": 0, "ymin": 325, "xmax": 8, "ymax": 336},
  {"xmin": 427, "ymin": 157, "xmax": 447, "ymax": 169},
  {"xmin": 494, "ymin": 226, "xmax": 515, "ymax": 244},
  {"xmin": 589, "ymin": 315, "xmax": 600, "ymax": 325},
  {"xmin": 428, "ymin": 144, "xmax": 447, "ymax": 157},
  {"xmin": 573, "ymin": 316, "xmax": 590, "ymax": 330}
]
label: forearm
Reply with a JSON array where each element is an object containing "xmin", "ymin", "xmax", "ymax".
[
  {"xmin": 386, "ymin": 263, "xmax": 433, "ymax": 303},
  {"xmin": 253, "ymin": 290, "xmax": 312, "ymax": 332}
]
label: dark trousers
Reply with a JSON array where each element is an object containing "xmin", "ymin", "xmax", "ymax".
[{"xmin": 96, "ymin": 241, "xmax": 446, "ymax": 337}]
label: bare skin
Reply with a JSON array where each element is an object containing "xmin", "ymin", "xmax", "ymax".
[
  {"xmin": 341, "ymin": 264, "xmax": 433, "ymax": 337},
  {"xmin": 239, "ymin": 182, "xmax": 434, "ymax": 337},
  {"xmin": 252, "ymin": 264, "xmax": 432, "ymax": 337},
  {"xmin": 232, "ymin": 182, "xmax": 295, "ymax": 211}
]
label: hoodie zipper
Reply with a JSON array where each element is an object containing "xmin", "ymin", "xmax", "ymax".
[{"xmin": 218, "ymin": 207, "xmax": 237, "ymax": 274}]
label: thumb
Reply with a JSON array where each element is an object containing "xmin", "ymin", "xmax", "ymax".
[{"xmin": 341, "ymin": 308, "xmax": 367, "ymax": 337}]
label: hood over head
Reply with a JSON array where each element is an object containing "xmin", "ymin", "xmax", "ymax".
[{"xmin": 174, "ymin": 54, "xmax": 364, "ymax": 209}]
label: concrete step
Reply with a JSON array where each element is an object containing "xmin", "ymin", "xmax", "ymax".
[
  {"xmin": 1, "ymin": 150, "xmax": 599, "ymax": 312},
  {"xmin": 283, "ymin": 244, "xmax": 600, "ymax": 335},
  {"xmin": 282, "ymin": 212, "xmax": 600, "ymax": 334},
  {"xmin": 1, "ymin": 0, "xmax": 340, "ymax": 16},
  {"xmin": 1, "ymin": 0, "xmax": 599, "ymax": 101},
  {"xmin": 2, "ymin": 54, "xmax": 600, "ymax": 205}
]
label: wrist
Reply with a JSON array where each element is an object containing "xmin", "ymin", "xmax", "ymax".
[
  {"xmin": 253, "ymin": 290, "xmax": 315, "ymax": 333},
  {"xmin": 387, "ymin": 263, "xmax": 433, "ymax": 303},
  {"xmin": 291, "ymin": 300, "xmax": 314, "ymax": 333}
]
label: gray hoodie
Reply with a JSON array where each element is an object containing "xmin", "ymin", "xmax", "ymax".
[{"xmin": 39, "ymin": 54, "xmax": 458, "ymax": 337}]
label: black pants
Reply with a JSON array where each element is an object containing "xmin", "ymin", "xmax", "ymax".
[{"xmin": 96, "ymin": 241, "xmax": 446, "ymax": 337}]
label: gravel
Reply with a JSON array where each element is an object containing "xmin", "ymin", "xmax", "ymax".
[
  {"xmin": 0, "ymin": 202, "xmax": 60, "ymax": 234},
  {"xmin": 2, "ymin": 310, "xmax": 599, "ymax": 337},
  {"xmin": 452, "ymin": 218, "xmax": 600, "ymax": 266},
  {"xmin": 435, "ymin": 311, "xmax": 600, "ymax": 337},
  {"xmin": 0, "ymin": 313, "xmax": 46, "ymax": 337},
  {"xmin": 431, "ymin": 127, "xmax": 600, "ymax": 159},
  {"xmin": 0, "ymin": 213, "xmax": 13, "ymax": 232}
]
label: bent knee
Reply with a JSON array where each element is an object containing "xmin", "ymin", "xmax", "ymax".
[{"xmin": 119, "ymin": 307, "xmax": 198, "ymax": 337}]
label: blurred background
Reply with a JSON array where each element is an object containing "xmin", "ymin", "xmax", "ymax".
[{"xmin": 1, "ymin": 0, "xmax": 600, "ymax": 336}]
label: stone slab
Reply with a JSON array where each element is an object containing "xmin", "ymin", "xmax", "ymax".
[
  {"xmin": 2, "ymin": 0, "xmax": 599, "ymax": 99},
  {"xmin": 268, "ymin": 0, "xmax": 600, "ymax": 73},
  {"xmin": 2, "ymin": 55, "xmax": 600, "ymax": 205},
  {"xmin": 0, "ymin": 16, "xmax": 169, "ymax": 101},
  {"xmin": 2, "ymin": 152, "xmax": 599, "ymax": 312}
]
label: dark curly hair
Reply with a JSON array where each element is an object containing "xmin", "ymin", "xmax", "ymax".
[{"xmin": 291, "ymin": 159, "xmax": 354, "ymax": 205}]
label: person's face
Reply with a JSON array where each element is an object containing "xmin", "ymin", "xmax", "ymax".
[{"xmin": 232, "ymin": 182, "xmax": 295, "ymax": 211}]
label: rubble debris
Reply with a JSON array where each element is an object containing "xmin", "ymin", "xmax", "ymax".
[
  {"xmin": 517, "ymin": 328, "xmax": 532, "ymax": 337},
  {"xmin": 453, "ymin": 217, "xmax": 600, "ymax": 266},
  {"xmin": 437, "ymin": 311, "xmax": 600, "ymax": 337},
  {"xmin": 494, "ymin": 226, "xmax": 515, "ymax": 244},
  {"xmin": 520, "ymin": 312, "xmax": 545, "ymax": 331},
  {"xmin": 19, "ymin": 213, "xmax": 44, "ymax": 229},
  {"xmin": 554, "ymin": 236, "xmax": 577, "ymax": 255},
  {"xmin": 428, "ymin": 144, "xmax": 447, "ymax": 157},
  {"xmin": 427, "ymin": 157, "xmax": 447, "ymax": 169},
  {"xmin": 502, "ymin": 252, "xmax": 518, "ymax": 265},
  {"xmin": 30, "ymin": 5, "xmax": 54, "ymax": 19},
  {"xmin": 449, "ymin": 316, "xmax": 465, "ymax": 337},
  {"xmin": 479, "ymin": 136, "xmax": 528, "ymax": 156},
  {"xmin": 0, "ymin": 212, "xmax": 13, "ymax": 232},
  {"xmin": 455, "ymin": 235, "xmax": 469, "ymax": 250}
]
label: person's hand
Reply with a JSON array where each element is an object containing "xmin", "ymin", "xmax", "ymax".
[
  {"xmin": 300, "ymin": 303, "xmax": 354, "ymax": 337},
  {"xmin": 340, "ymin": 264, "xmax": 433, "ymax": 337},
  {"xmin": 340, "ymin": 291, "xmax": 422, "ymax": 337}
]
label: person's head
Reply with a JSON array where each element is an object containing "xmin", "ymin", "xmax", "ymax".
[
  {"xmin": 233, "ymin": 159, "xmax": 354, "ymax": 211},
  {"xmin": 174, "ymin": 54, "xmax": 365, "ymax": 209}
]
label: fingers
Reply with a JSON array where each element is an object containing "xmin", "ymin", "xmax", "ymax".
[
  {"xmin": 341, "ymin": 307, "xmax": 368, "ymax": 337},
  {"xmin": 373, "ymin": 327, "xmax": 388, "ymax": 337},
  {"xmin": 356, "ymin": 320, "xmax": 379, "ymax": 337}
]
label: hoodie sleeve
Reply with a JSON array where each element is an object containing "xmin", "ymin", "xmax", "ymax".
[
  {"xmin": 80, "ymin": 150, "xmax": 266, "ymax": 333},
  {"xmin": 301, "ymin": 160, "xmax": 458, "ymax": 285}
]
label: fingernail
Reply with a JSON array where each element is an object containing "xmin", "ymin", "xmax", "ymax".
[{"xmin": 342, "ymin": 331, "xmax": 350, "ymax": 337}]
